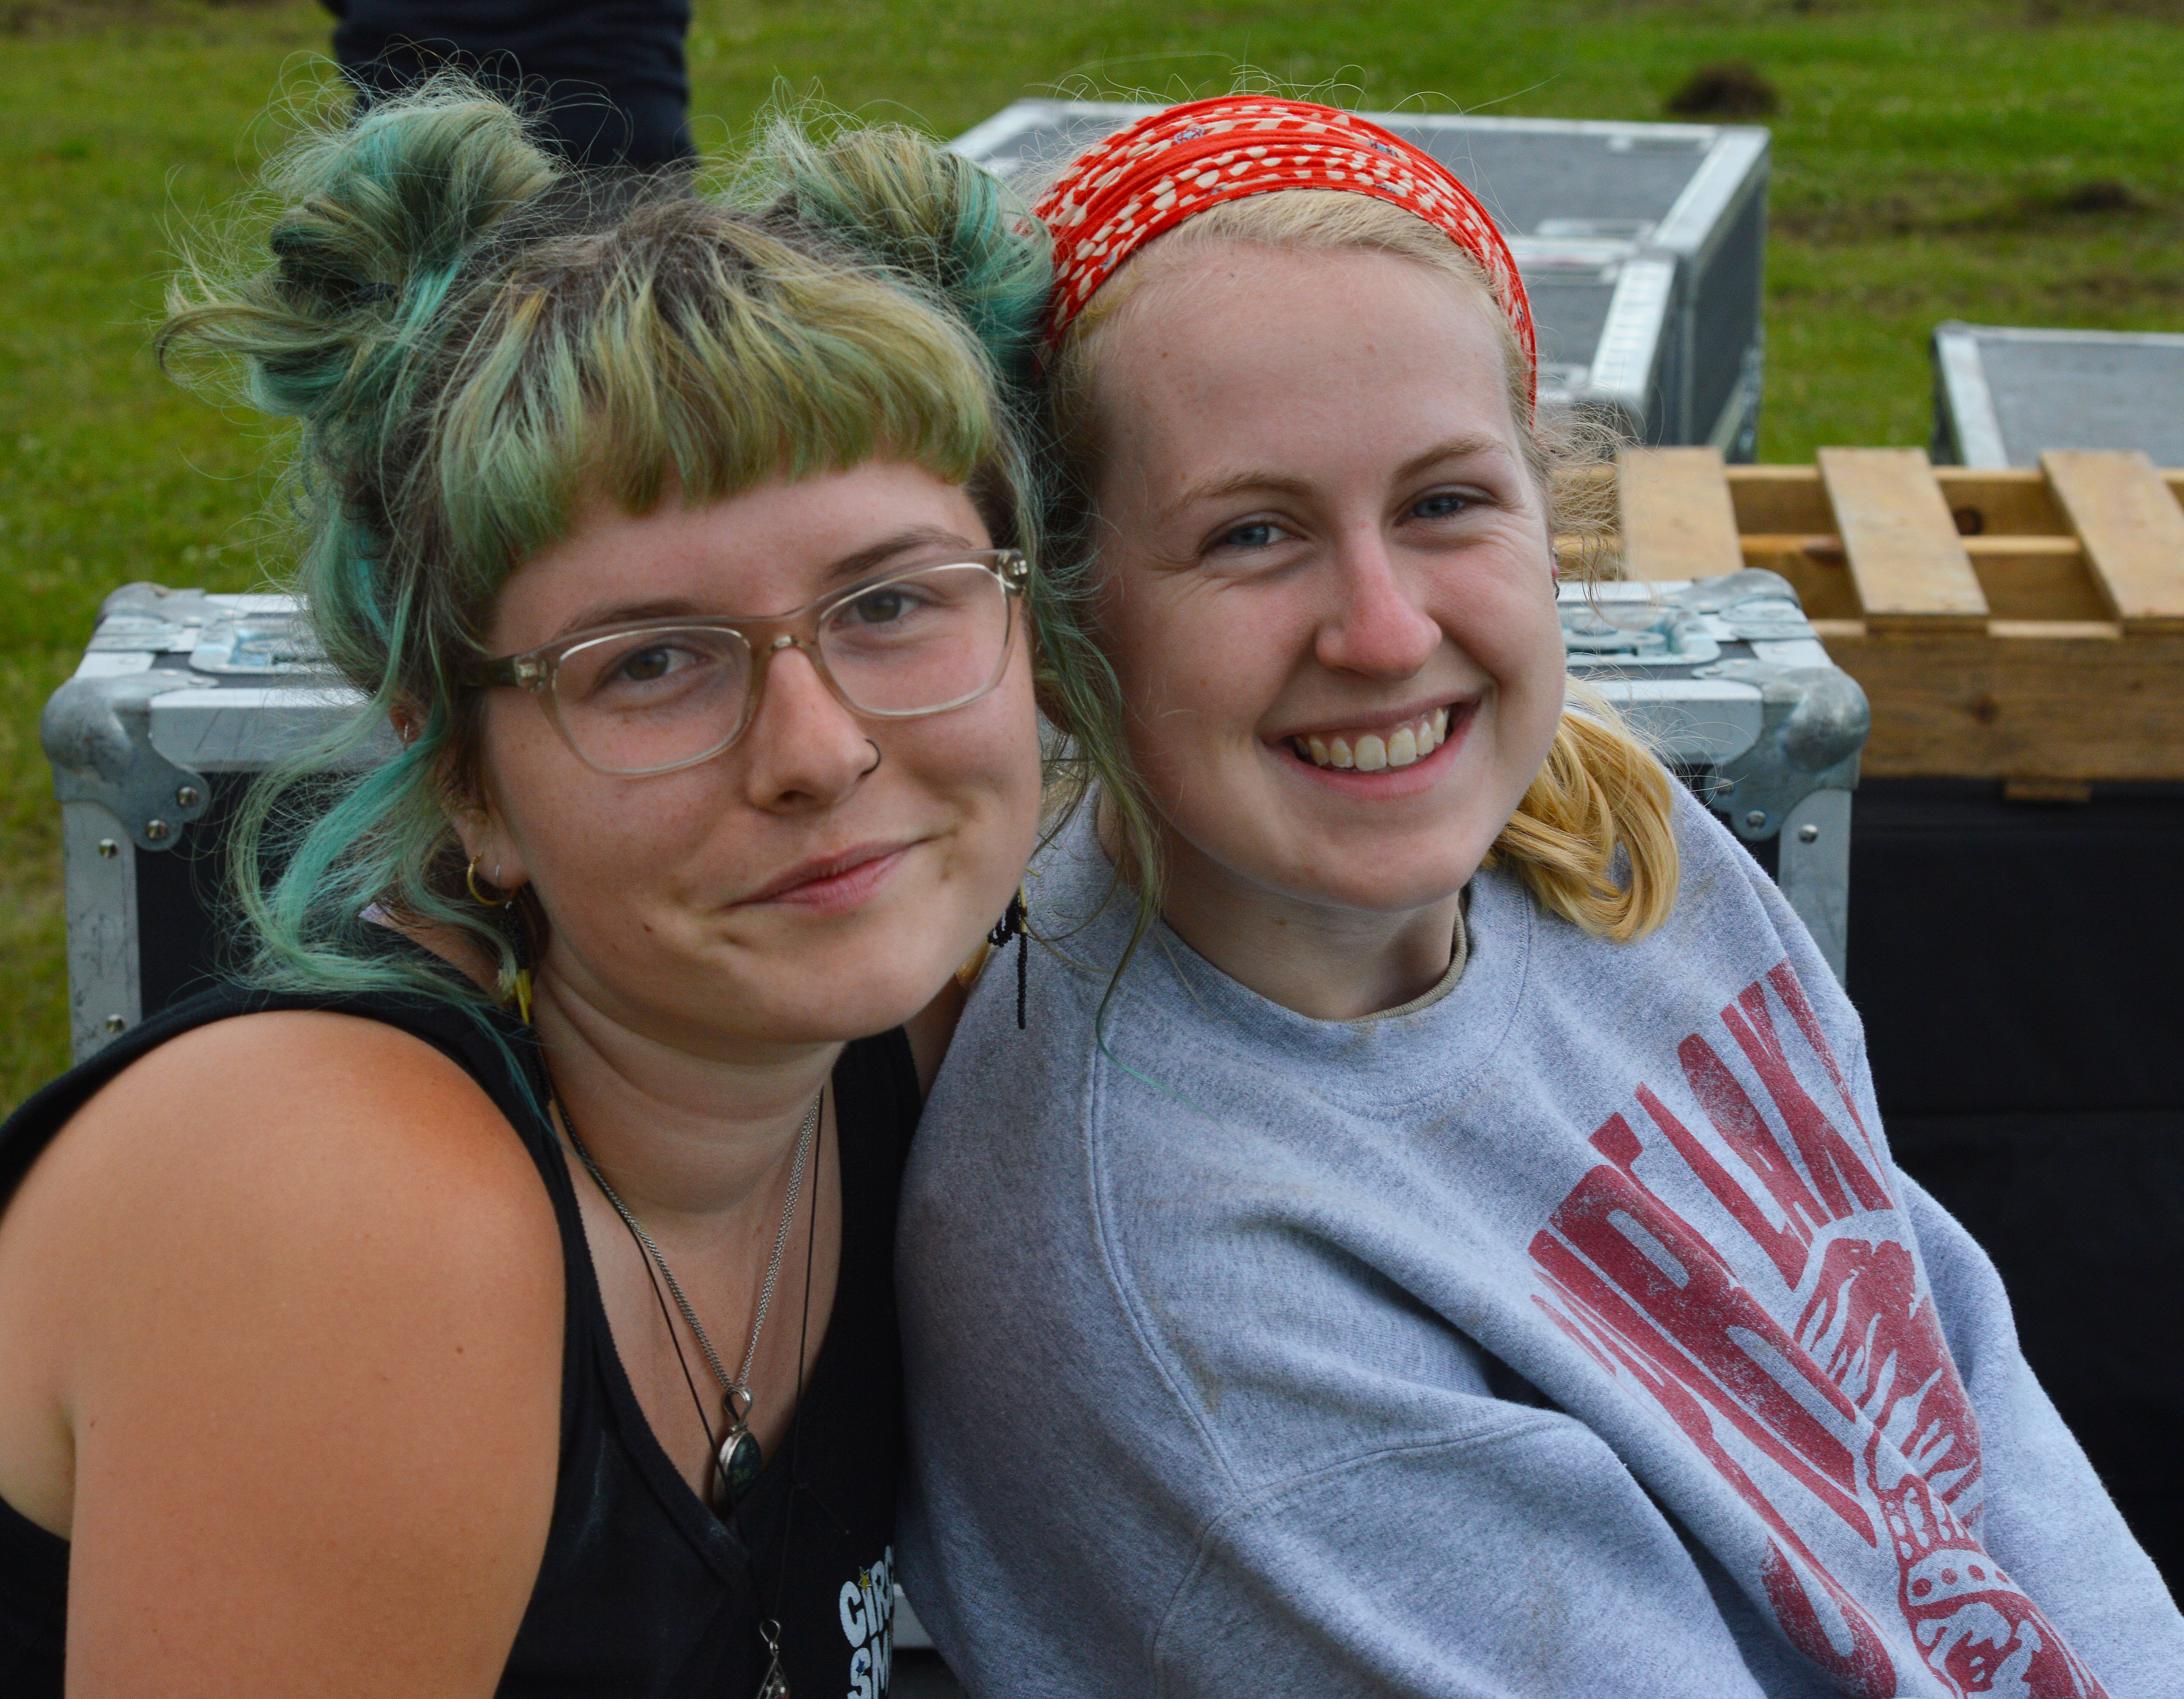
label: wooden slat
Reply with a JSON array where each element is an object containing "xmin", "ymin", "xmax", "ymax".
[
  {"xmin": 1616, "ymin": 447, "xmax": 1744, "ymax": 581},
  {"xmin": 1739, "ymin": 534, "xmax": 2101, "ymax": 622},
  {"xmin": 1817, "ymin": 447, "xmax": 1989, "ymax": 631},
  {"xmin": 1723, "ymin": 464, "xmax": 1832, "ymax": 534},
  {"xmin": 1931, "ymin": 468, "xmax": 2069, "ymax": 536},
  {"xmin": 1814, "ymin": 623, "xmax": 2184, "ymax": 782},
  {"xmin": 2040, "ymin": 449, "xmax": 2184, "ymax": 635}
]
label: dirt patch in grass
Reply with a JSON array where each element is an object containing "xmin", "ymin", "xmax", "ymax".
[
  {"xmin": 1665, "ymin": 61, "xmax": 1780, "ymax": 119},
  {"xmin": 1776, "ymin": 182, "xmax": 2172, "ymax": 242}
]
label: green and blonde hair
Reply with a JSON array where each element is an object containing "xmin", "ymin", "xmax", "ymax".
[{"xmin": 160, "ymin": 82, "xmax": 1054, "ymax": 1014}]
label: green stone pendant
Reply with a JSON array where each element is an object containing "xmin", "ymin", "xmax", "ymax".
[{"xmin": 716, "ymin": 1420, "xmax": 764, "ymax": 1507}]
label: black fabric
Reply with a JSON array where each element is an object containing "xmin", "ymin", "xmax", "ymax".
[
  {"xmin": 0, "ymin": 977, "xmax": 918, "ymax": 1696},
  {"xmin": 333, "ymin": 1, "xmax": 695, "ymax": 169},
  {"xmin": 1846, "ymin": 779, "xmax": 2184, "ymax": 1593}
]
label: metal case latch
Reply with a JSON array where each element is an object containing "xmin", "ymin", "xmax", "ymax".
[{"xmin": 40, "ymin": 672, "xmax": 212, "ymax": 852}]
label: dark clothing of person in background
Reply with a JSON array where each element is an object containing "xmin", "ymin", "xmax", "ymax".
[{"xmin": 324, "ymin": 1, "xmax": 695, "ymax": 169}]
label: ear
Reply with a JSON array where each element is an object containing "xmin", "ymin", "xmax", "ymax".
[
  {"xmin": 449, "ymin": 804, "xmax": 532, "ymax": 899},
  {"xmin": 443, "ymin": 737, "xmax": 532, "ymax": 897}
]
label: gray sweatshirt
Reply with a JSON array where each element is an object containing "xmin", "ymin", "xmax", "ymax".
[{"xmin": 898, "ymin": 788, "xmax": 2181, "ymax": 1698}]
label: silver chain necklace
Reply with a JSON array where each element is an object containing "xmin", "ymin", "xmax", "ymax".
[{"xmin": 560, "ymin": 1088, "xmax": 820, "ymax": 1513}]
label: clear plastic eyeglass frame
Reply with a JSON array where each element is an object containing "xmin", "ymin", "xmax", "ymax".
[{"xmin": 466, "ymin": 549, "xmax": 1030, "ymax": 777}]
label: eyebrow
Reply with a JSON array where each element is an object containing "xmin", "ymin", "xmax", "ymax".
[
  {"xmin": 545, "ymin": 524, "xmax": 984, "ymax": 642},
  {"xmin": 822, "ymin": 524, "xmax": 982, "ymax": 587},
  {"xmin": 1162, "ymin": 434, "xmax": 1512, "ymax": 519}
]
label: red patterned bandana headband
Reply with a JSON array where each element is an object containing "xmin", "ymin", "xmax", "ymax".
[{"xmin": 1032, "ymin": 97, "xmax": 1537, "ymax": 410}]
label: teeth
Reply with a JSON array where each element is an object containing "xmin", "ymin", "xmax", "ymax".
[{"xmin": 1293, "ymin": 710, "xmax": 1449, "ymax": 772}]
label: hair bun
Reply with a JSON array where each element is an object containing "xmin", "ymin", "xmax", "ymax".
[
  {"xmin": 767, "ymin": 124, "xmax": 1050, "ymax": 388},
  {"xmin": 166, "ymin": 81, "xmax": 560, "ymax": 427}
]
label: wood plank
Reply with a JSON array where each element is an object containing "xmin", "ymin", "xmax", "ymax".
[
  {"xmin": 1963, "ymin": 546, "xmax": 2109, "ymax": 622},
  {"xmin": 1931, "ymin": 468, "xmax": 2068, "ymax": 536},
  {"xmin": 2040, "ymin": 449, "xmax": 2184, "ymax": 635},
  {"xmin": 1724, "ymin": 464, "xmax": 1831, "ymax": 534},
  {"xmin": 1616, "ymin": 447, "xmax": 1744, "ymax": 581},
  {"xmin": 2003, "ymin": 778, "xmax": 2094, "ymax": 803},
  {"xmin": 1817, "ymin": 447, "xmax": 1989, "ymax": 630},
  {"xmin": 1814, "ymin": 624, "xmax": 2184, "ymax": 782},
  {"xmin": 1735, "ymin": 536, "xmax": 1860, "ymax": 620}
]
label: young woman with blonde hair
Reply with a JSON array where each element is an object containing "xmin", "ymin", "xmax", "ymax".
[{"xmin": 898, "ymin": 98, "xmax": 2178, "ymax": 1696}]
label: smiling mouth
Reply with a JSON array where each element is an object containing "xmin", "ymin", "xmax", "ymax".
[
  {"xmin": 740, "ymin": 840, "xmax": 916, "ymax": 908},
  {"xmin": 1287, "ymin": 705, "xmax": 1455, "ymax": 772}
]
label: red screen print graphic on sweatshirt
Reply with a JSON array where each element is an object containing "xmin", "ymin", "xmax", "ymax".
[{"xmin": 1528, "ymin": 962, "xmax": 2105, "ymax": 1698}]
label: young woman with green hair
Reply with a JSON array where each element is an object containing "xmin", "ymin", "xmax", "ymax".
[{"xmin": 0, "ymin": 87, "xmax": 1049, "ymax": 1695}]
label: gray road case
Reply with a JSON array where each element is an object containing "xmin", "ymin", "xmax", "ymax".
[
  {"xmin": 42, "ymin": 570, "xmax": 1863, "ymax": 1063},
  {"xmin": 39, "ymin": 582, "xmax": 369, "ymax": 1061},
  {"xmin": 1932, "ymin": 320, "xmax": 2184, "ymax": 469},
  {"xmin": 948, "ymin": 99, "xmax": 1769, "ymax": 455},
  {"xmin": 1559, "ymin": 570, "xmax": 1865, "ymax": 978}
]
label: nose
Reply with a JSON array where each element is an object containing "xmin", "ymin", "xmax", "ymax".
[
  {"xmin": 1312, "ymin": 532, "xmax": 1443, "ymax": 681},
  {"xmin": 737, "ymin": 642, "xmax": 876, "ymax": 813}
]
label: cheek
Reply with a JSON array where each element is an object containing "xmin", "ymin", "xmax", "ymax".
[
  {"xmin": 480, "ymin": 704, "xmax": 714, "ymax": 892},
  {"xmin": 1100, "ymin": 581, "xmax": 1292, "ymax": 762},
  {"xmin": 898, "ymin": 661, "xmax": 1044, "ymax": 828},
  {"xmin": 1482, "ymin": 610, "xmax": 1569, "ymax": 770}
]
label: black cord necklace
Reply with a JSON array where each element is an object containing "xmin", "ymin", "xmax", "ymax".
[
  {"xmin": 560, "ymin": 1090, "xmax": 818, "ymax": 1511},
  {"xmin": 757, "ymin": 1106, "xmax": 822, "ymax": 1699}
]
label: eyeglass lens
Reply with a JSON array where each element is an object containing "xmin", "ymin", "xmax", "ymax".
[{"xmin": 549, "ymin": 561, "xmax": 1013, "ymax": 774}]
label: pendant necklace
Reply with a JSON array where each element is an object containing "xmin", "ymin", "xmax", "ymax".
[{"xmin": 561, "ymin": 1087, "xmax": 820, "ymax": 1513}]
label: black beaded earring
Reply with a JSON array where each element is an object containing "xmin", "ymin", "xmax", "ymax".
[{"xmin": 988, "ymin": 888, "xmax": 1029, "ymax": 1029}]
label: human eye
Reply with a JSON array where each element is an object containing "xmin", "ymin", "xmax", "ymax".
[
  {"xmin": 841, "ymin": 584, "xmax": 919, "ymax": 626},
  {"xmin": 1211, "ymin": 519, "xmax": 1286, "ymax": 553},
  {"xmin": 828, "ymin": 577, "xmax": 948, "ymax": 640},
  {"xmin": 613, "ymin": 642, "xmax": 690, "ymax": 683},
  {"xmin": 1409, "ymin": 488, "xmax": 1484, "ymax": 523},
  {"xmin": 568, "ymin": 631, "xmax": 731, "ymax": 705}
]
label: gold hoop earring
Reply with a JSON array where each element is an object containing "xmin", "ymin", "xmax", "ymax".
[{"xmin": 467, "ymin": 855, "xmax": 516, "ymax": 908}]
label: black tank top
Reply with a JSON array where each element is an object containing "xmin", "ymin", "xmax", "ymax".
[{"xmin": 0, "ymin": 979, "xmax": 919, "ymax": 1697}]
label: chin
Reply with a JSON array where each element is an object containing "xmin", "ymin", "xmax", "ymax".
[
  {"xmin": 751, "ymin": 967, "xmax": 945, "ymax": 1045},
  {"xmin": 1270, "ymin": 825, "xmax": 1497, "ymax": 913}
]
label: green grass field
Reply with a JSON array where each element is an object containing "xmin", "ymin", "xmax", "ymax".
[{"xmin": 3, "ymin": 0, "xmax": 2181, "ymax": 1107}]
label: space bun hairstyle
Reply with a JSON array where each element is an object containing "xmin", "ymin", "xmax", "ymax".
[{"xmin": 158, "ymin": 80, "xmax": 1051, "ymax": 1013}]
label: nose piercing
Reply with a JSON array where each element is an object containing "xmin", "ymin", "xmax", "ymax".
[{"xmin": 861, "ymin": 740, "xmax": 883, "ymax": 778}]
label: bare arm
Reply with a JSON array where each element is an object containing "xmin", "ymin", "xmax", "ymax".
[{"xmin": 0, "ymin": 1012, "xmax": 564, "ymax": 1698}]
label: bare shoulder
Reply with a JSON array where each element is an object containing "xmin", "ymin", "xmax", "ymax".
[
  {"xmin": 14, "ymin": 1005, "xmax": 565, "ymax": 1400},
  {"xmin": 38, "ymin": 1008, "xmax": 549, "ymax": 1240},
  {"xmin": 0, "ymin": 1008, "xmax": 565, "ymax": 1690}
]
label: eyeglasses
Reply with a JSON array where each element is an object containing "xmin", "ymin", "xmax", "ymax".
[{"xmin": 467, "ymin": 550, "xmax": 1030, "ymax": 776}]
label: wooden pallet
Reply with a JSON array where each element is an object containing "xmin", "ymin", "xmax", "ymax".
[{"xmin": 1600, "ymin": 446, "xmax": 2184, "ymax": 793}]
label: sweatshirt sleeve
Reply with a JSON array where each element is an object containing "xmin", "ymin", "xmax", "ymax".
[
  {"xmin": 1147, "ymin": 1415, "xmax": 1773, "ymax": 1699},
  {"xmin": 1899, "ymin": 1174, "xmax": 2184, "ymax": 1694}
]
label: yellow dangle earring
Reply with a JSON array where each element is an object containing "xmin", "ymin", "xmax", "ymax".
[{"xmin": 468, "ymin": 856, "xmax": 533, "ymax": 1024}]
